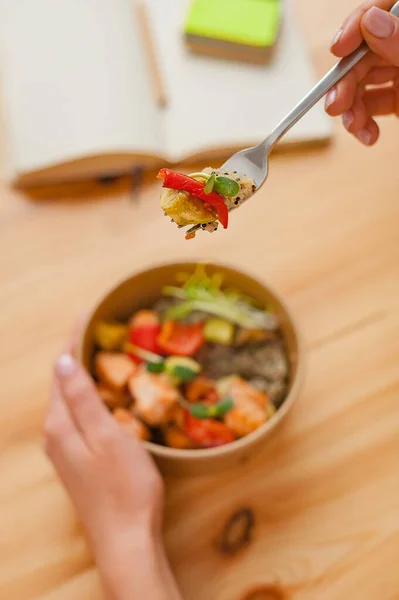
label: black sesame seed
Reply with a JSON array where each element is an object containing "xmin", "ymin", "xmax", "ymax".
[
  {"xmin": 213, "ymin": 227, "xmax": 217, "ymax": 231},
  {"xmin": 224, "ymin": 172, "xmax": 229, "ymax": 175},
  {"xmin": 233, "ymin": 171, "xmax": 237, "ymax": 174},
  {"xmin": 234, "ymin": 200, "xmax": 240, "ymax": 205},
  {"xmin": 236, "ymin": 178, "xmax": 240, "ymax": 182},
  {"xmin": 252, "ymin": 185, "xmax": 256, "ymax": 191}
]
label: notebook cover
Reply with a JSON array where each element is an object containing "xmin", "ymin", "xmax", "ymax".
[{"xmin": 184, "ymin": 0, "xmax": 281, "ymax": 48}]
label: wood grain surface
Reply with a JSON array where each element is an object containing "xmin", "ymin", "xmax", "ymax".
[{"xmin": 1, "ymin": 1, "xmax": 399, "ymax": 599}]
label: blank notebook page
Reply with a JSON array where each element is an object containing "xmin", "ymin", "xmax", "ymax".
[
  {"xmin": 148, "ymin": 0, "xmax": 332, "ymax": 161},
  {"xmin": 0, "ymin": 0, "xmax": 162, "ymax": 175}
]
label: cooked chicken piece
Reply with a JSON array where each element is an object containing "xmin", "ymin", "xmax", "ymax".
[
  {"xmin": 128, "ymin": 369, "xmax": 180, "ymax": 427},
  {"xmin": 160, "ymin": 189, "xmax": 216, "ymax": 227},
  {"xmin": 113, "ymin": 408, "xmax": 150, "ymax": 441},
  {"xmin": 221, "ymin": 376, "xmax": 275, "ymax": 438},
  {"xmin": 170, "ymin": 404, "xmax": 185, "ymax": 429},
  {"xmin": 163, "ymin": 425, "xmax": 197, "ymax": 450},
  {"xmin": 95, "ymin": 352, "xmax": 136, "ymax": 392},
  {"xmin": 96, "ymin": 384, "xmax": 130, "ymax": 410}
]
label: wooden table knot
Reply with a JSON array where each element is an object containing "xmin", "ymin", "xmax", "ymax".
[
  {"xmin": 241, "ymin": 584, "xmax": 288, "ymax": 600},
  {"xmin": 216, "ymin": 507, "xmax": 255, "ymax": 556}
]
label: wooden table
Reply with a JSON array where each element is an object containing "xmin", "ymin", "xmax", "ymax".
[{"xmin": 1, "ymin": 1, "xmax": 399, "ymax": 598}]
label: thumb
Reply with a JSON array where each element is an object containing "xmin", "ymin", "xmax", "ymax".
[{"xmin": 361, "ymin": 7, "xmax": 399, "ymax": 66}]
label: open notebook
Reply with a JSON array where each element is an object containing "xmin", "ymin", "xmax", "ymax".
[{"xmin": 0, "ymin": 0, "xmax": 332, "ymax": 188}]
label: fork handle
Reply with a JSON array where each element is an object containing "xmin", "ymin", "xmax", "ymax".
[{"xmin": 267, "ymin": 0, "xmax": 399, "ymax": 148}]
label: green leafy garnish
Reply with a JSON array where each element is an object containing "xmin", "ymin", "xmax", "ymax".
[
  {"xmin": 171, "ymin": 365, "xmax": 197, "ymax": 382},
  {"xmin": 204, "ymin": 172, "xmax": 216, "ymax": 194},
  {"xmin": 147, "ymin": 361, "xmax": 165, "ymax": 373},
  {"xmin": 189, "ymin": 397, "xmax": 234, "ymax": 419},
  {"xmin": 162, "ymin": 265, "xmax": 277, "ymax": 330},
  {"xmin": 189, "ymin": 404, "xmax": 211, "ymax": 419},
  {"xmin": 214, "ymin": 177, "xmax": 240, "ymax": 198}
]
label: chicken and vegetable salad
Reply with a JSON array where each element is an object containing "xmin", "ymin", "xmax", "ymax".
[{"xmin": 91, "ymin": 266, "xmax": 290, "ymax": 449}]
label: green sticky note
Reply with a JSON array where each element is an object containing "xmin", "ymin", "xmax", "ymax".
[{"xmin": 184, "ymin": 0, "xmax": 281, "ymax": 48}]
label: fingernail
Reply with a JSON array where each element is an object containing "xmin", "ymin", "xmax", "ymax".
[
  {"xmin": 342, "ymin": 110, "xmax": 354, "ymax": 130},
  {"xmin": 356, "ymin": 128, "xmax": 373, "ymax": 145},
  {"xmin": 56, "ymin": 353, "xmax": 77, "ymax": 377},
  {"xmin": 331, "ymin": 28, "xmax": 343, "ymax": 48},
  {"xmin": 325, "ymin": 88, "xmax": 337, "ymax": 109},
  {"xmin": 363, "ymin": 6, "xmax": 395, "ymax": 39}
]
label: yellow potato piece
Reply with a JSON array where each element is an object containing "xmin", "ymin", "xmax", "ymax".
[{"xmin": 160, "ymin": 189, "xmax": 216, "ymax": 227}]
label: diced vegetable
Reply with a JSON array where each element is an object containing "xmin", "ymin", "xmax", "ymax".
[
  {"xmin": 184, "ymin": 411, "xmax": 235, "ymax": 447},
  {"xmin": 147, "ymin": 361, "xmax": 165, "ymax": 373},
  {"xmin": 129, "ymin": 310, "xmax": 161, "ymax": 360},
  {"xmin": 204, "ymin": 318, "xmax": 234, "ymax": 345},
  {"xmin": 164, "ymin": 356, "xmax": 201, "ymax": 382},
  {"xmin": 124, "ymin": 342, "xmax": 163, "ymax": 365},
  {"xmin": 157, "ymin": 169, "xmax": 229, "ymax": 229},
  {"xmin": 94, "ymin": 321, "xmax": 128, "ymax": 351},
  {"xmin": 157, "ymin": 320, "xmax": 204, "ymax": 357},
  {"xmin": 189, "ymin": 397, "xmax": 234, "ymax": 420},
  {"xmin": 163, "ymin": 425, "xmax": 197, "ymax": 450},
  {"xmin": 186, "ymin": 376, "xmax": 219, "ymax": 404},
  {"xmin": 95, "ymin": 352, "xmax": 137, "ymax": 392}
]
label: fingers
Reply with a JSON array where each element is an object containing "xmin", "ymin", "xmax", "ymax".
[
  {"xmin": 361, "ymin": 7, "xmax": 399, "ymax": 66},
  {"xmin": 325, "ymin": 53, "xmax": 384, "ymax": 116},
  {"xmin": 331, "ymin": 0, "xmax": 395, "ymax": 56},
  {"xmin": 363, "ymin": 85, "xmax": 399, "ymax": 114},
  {"xmin": 44, "ymin": 379, "xmax": 87, "ymax": 461},
  {"xmin": 355, "ymin": 117, "xmax": 380, "ymax": 145},
  {"xmin": 54, "ymin": 353, "xmax": 119, "ymax": 452},
  {"xmin": 343, "ymin": 106, "xmax": 381, "ymax": 145}
]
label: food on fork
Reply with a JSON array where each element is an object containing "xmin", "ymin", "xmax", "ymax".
[
  {"xmin": 157, "ymin": 167, "xmax": 257, "ymax": 239},
  {"xmin": 90, "ymin": 265, "xmax": 290, "ymax": 449}
]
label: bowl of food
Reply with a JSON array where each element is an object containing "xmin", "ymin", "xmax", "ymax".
[{"xmin": 78, "ymin": 262, "xmax": 304, "ymax": 475}]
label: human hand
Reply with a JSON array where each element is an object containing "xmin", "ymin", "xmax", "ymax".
[
  {"xmin": 325, "ymin": 0, "xmax": 399, "ymax": 145},
  {"xmin": 45, "ymin": 325, "xmax": 181, "ymax": 600}
]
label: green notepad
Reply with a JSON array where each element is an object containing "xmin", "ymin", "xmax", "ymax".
[{"xmin": 184, "ymin": 0, "xmax": 281, "ymax": 49}]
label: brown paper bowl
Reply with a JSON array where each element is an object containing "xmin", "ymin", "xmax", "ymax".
[{"xmin": 78, "ymin": 261, "xmax": 304, "ymax": 476}]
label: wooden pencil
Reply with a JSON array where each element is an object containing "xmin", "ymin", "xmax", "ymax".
[{"xmin": 135, "ymin": 1, "xmax": 167, "ymax": 108}]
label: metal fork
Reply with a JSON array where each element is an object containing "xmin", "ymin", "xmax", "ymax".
[{"xmin": 221, "ymin": 0, "xmax": 399, "ymax": 187}]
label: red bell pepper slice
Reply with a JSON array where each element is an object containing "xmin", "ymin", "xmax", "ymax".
[
  {"xmin": 184, "ymin": 411, "xmax": 235, "ymax": 448},
  {"xmin": 128, "ymin": 310, "xmax": 162, "ymax": 362},
  {"xmin": 157, "ymin": 320, "xmax": 204, "ymax": 357},
  {"xmin": 157, "ymin": 169, "xmax": 229, "ymax": 229}
]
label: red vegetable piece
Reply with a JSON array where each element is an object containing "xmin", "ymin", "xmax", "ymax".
[
  {"xmin": 184, "ymin": 411, "xmax": 235, "ymax": 448},
  {"xmin": 157, "ymin": 169, "xmax": 229, "ymax": 229},
  {"xmin": 128, "ymin": 310, "xmax": 162, "ymax": 362},
  {"xmin": 157, "ymin": 320, "xmax": 204, "ymax": 357}
]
